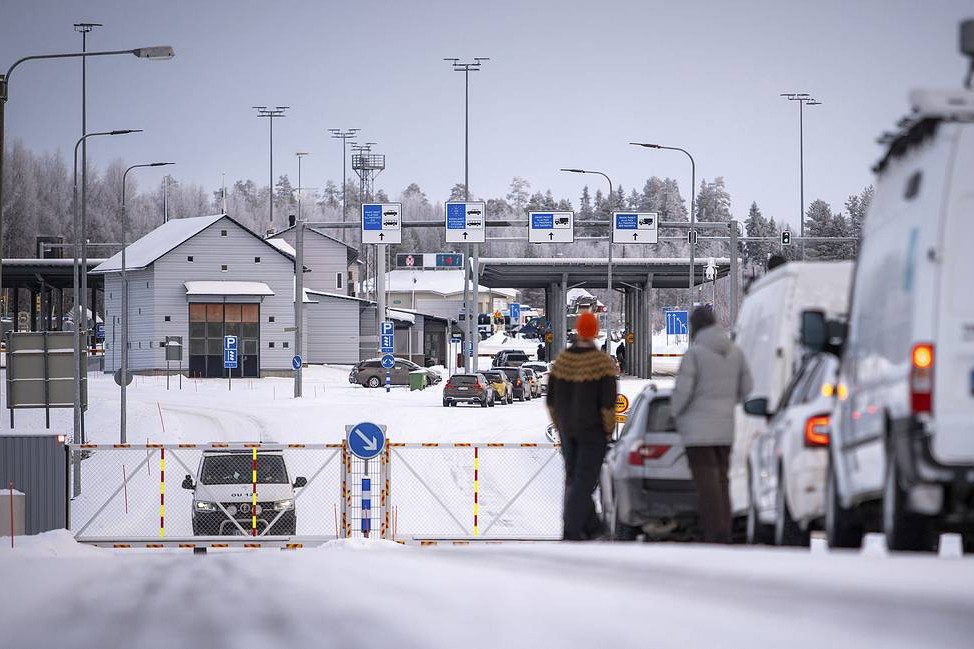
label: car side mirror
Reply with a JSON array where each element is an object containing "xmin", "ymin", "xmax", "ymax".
[
  {"xmin": 293, "ymin": 476, "xmax": 307, "ymax": 489},
  {"xmin": 181, "ymin": 474, "xmax": 195, "ymax": 490},
  {"xmin": 825, "ymin": 319, "xmax": 848, "ymax": 355},
  {"xmin": 800, "ymin": 310, "xmax": 827, "ymax": 353},
  {"xmin": 743, "ymin": 397, "xmax": 771, "ymax": 418}
]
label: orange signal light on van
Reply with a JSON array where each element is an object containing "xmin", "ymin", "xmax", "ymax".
[
  {"xmin": 804, "ymin": 415, "xmax": 830, "ymax": 447},
  {"xmin": 912, "ymin": 343, "xmax": 933, "ymax": 369}
]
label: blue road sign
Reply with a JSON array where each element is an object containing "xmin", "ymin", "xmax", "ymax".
[
  {"xmin": 363, "ymin": 204, "xmax": 383, "ymax": 230},
  {"xmin": 380, "ymin": 321, "xmax": 394, "ymax": 336},
  {"xmin": 615, "ymin": 213, "xmax": 638, "ymax": 230},
  {"xmin": 380, "ymin": 334, "xmax": 394, "ymax": 353},
  {"xmin": 291, "ymin": 355, "xmax": 302, "ymax": 371},
  {"xmin": 381, "ymin": 354, "xmax": 395, "ymax": 369},
  {"xmin": 451, "ymin": 335, "xmax": 462, "ymax": 344},
  {"xmin": 95, "ymin": 322, "xmax": 105, "ymax": 340},
  {"xmin": 665, "ymin": 310, "xmax": 689, "ymax": 336},
  {"xmin": 467, "ymin": 341, "xmax": 474, "ymax": 357},
  {"xmin": 531, "ymin": 213, "xmax": 553, "ymax": 229},
  {"xmin": 446, "ymin": 203, "xmax": 467, "ymax": 230},
  {"xmin": 224, "ymin": 335, "xmax": 238, "ymax": 369},
  {"xmin": 347, "ymin": 422, "xmax": 386, "ymax": 460},
  {"xmin": 510, "ymin": 302, "xmax": 521, "ymax": 322}
]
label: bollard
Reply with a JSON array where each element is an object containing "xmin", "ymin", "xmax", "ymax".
[{"xmin": 8, "ymin": 481, "xmax": 13, "ymax": 548}]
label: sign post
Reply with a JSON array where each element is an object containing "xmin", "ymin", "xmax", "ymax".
[
  {"xmin": 380, "ymin": 321, "xmax": 394, "ymax": 393},
  {"xmin": 224, "ymin": 335, "xmax": 238, "ymax": 391},
  {"xmin": 612, "ymin": 212, "xmax": 659, "ymax": 244},
  {"xmin": 509, "ymin": 302, "xmax": 521, "ymax": 324},
  {"xmin": 528, "ymin": 211, "xmax": 574, "ymax": 244},
  {"xmin": 346, "ymin": 422, "xmax": 387, "ymax": 539}
]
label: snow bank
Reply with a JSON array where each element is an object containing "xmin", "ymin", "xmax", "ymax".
[{"xmin": 0, "ymin": 529, "xmax": 105, "ymax": 558}]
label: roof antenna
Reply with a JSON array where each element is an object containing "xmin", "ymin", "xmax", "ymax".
[{"xmin": 962, "ymin": 19, "xmax": 974, "ymax": 89}]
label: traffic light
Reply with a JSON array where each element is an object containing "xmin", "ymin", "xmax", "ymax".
[{"xmin": 781, "ymin": 230, "xmax": 791, "ymax": 246}]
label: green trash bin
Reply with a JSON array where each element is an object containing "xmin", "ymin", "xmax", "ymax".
[{"xmin": 409, "ymin": 370, "xmax": 427, "ymax": 391}]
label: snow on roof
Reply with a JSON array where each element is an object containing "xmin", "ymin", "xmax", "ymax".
[
  {"xmin": 388, "ymin": 309, "xmax": 416, "ymax": 324},
  {"xmin": 566, "ymin": 288, "xmax": 594, "ymax": 302},
  {"xmin": 385, "ymin": 270, "xmax": 517, "ymax": 298},
  {"xmin": 92, "ymin": 215, "xmax": 225, "ymax": 272},
  {"xmin": 184, "ymin": 281, "xmax": 275, "ymax": 296},
  {"xmin": 267, "ymin": 238, "xmax": 296, "ymax": 257}
]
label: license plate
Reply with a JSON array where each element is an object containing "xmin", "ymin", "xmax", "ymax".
[{"xmin": 458, "ymin": 387, "xmax": 468, "ymax": 391}]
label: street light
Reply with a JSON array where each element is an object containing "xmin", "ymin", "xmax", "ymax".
[
  {"xmin": 295, "ymin": 152, "xmax": 309, "ymax": 222},
  {"xmin": 560, "ymin": 168, "xmax": 615, "ymax": 345},
  {"xmin": 253, "ymin": 106, "xmax": 289, "ymax": 224},
  {"xmin": 0, "ymin": 43, "xmax": 174, "ymax": 320},
  {"xmin": 71, "ymin": 129, "xmax": 142, "ymax": 443},
  {"xmin": 328, "ymin": 128, "xmax": 359, "ymax": 240},
  {"xmin": 120, "ymin": 162, "xmax": 174, "ymax": 443},
  {"xmin": 780, "ymin": 93, "xmax": 822, "ymax": 259},
  {"xmin": 444, "ymin": 56, "xmax": 489, "ymax": 371},
  {"xmin": 629, "ymin": 142, "xmax": 697, "ymax": 309}
]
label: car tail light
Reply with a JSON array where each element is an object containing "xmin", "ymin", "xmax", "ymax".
[
  {"xmin": 910, "ymin": 342, "xmax": 934, "ymax": 414},
  {"xmin": 517, "ymin": 379, "xmax": 522, "ymax": 386},
  {"xmin": 804, "ymin": 415, "xmax": 830, "ymax": 447},
  {"xmin": 628, "ymin": 444, "xmax": 671, "ymax": 465}
]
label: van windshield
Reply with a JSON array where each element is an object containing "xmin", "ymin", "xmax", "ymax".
[{"xmin": 201, "ymin": 455, "xmax": 288, "ymax": 485}]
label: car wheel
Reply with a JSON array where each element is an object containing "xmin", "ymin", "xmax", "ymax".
[
  {"xmin": 443, "ymin": 400, "xmax": 449, "ymax": 407},
  {"xmin": 774, "ymin": 465, "xmax": 810, "ymax": 547},
  {"xmin": 367, "ymin": 376, "xmax": 381, "ymax": 389},
  {"xmin": 488, "ymin": 397, "xmax": 495, "ymax": 407},
  {"xmin": 519, "ymin": 393, "xmax": 525, "ymax": 402},
  {"xmin": 825, "ymin": 456, "xmax": 863, "ymax": 549},
  {"xmin": 746, "ymin": 466, "xmax": 774, "ymax": 545},
  {"xmin": 480, "ymin": 399, "xmax": 488, "ymax": 408},
  {"xmin": 607, "ymin": 484, "xmax": 639, "ymax": 541},
  {"xmin": 883, "ymin": 450, "xmax": 934, "ymax": 552}
]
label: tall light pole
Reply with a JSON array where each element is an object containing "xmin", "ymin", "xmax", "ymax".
[
  {"xmin": 629, "ymin": 142, "xmax": 696, "ymax": 310},
  {"xmin": 561, "ymin": 169, "xmax": 615, "ymax": 343},
  {"xmin": 444, "ymin": 56, "xmax": 489, "ymax": 371},
  {"xmin": 253, "ymin": 106, "xmax": 289, "ymax": 225},
  {"xmin": 71, "ymin": 129, "xmax": 141, "ymax": 443},
  {"xmin": 120, "ymin": 162, "xmax": 173, "ymax": 443},
  {"xmin": 328, "ymin": 128, "xmax": 358, "ymax": 240},
  {"xmin": 780, "ymin": 93, "xmax": 821, "ymax": 260},
  {"xmin": 295, "ymin": 151, "xmax": 309, "ymax": 222},
  {"xmin": 0, "ymin": 44, "xmax": 173, "ymax": 328}
]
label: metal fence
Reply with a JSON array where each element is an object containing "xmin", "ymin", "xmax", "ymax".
[{"xmin": 67, "ymin": 441, "xmax": 564, "ymax": 545}]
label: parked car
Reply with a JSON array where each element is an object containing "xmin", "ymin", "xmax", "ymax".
[
  {"xmin": 827, "ymin": 80, "xmax": 974, "ymax": 553},
  {"xmin": 443, "ymin": 373, "xmax": 493, "ymax": 407},
  {"xmin": 744, "ymin": 350, "xmax": 840, "ymax": 546},
  {"xmin": 480, "ymin": 370, "xmax": 513, "ymax": 405},
  {"xmin": 730, "ymin": 260, "xmax": 853, "ymax": 525},
  {"xmin": 523, "ymin": 367, "xmax": 542, "ymax": 398},
  {"xmin": 182, "ymin": 450, "xmax": 307, "ymax": 536},
  {"xmin": 600, "ymin": 386, "xmax": 699, "ymax": 540},
  {"xmin": 497, "ymin": 366, "xmax": 531, "ymax": 401},
  {"xmin": 349, "ymin": 358, "xmax": 439, "ymax": 388},
  {"xmin": 522, "ymin": 361, "xmax": 550, "ymax": 393},
  {"xmin": 492, "ymin": 349, "xmax": 530, "ymax": 367}
]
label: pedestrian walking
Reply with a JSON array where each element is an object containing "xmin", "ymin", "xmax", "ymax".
[
  {"xmin": 546, "ymin": 311, "xmax": 618, "ymax": 540},
  {"xmin": 671, "ymin": 307, "xmax": 753, "ymax": 544},
  {"xmin": 615, "ymin": 341, "xmax": 626, "ymax": 368},
  {"xmin": 537, "ymin": 342, "xmax": 546, "ymax": 362}
]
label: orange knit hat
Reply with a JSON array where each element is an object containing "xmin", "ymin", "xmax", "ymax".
[{"xmin": 576, "ymin": 312, "xmax": 600, "ymax": 340}]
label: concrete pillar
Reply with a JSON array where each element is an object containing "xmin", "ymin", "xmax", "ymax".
[{"xmin": 646, "ymin": 273, "xmax": 654, "ymax": 378}]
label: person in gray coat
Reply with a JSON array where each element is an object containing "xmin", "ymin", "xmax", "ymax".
[{"xmin": 671, "ymin": 307, "xmax": 753, "ymax": 543}]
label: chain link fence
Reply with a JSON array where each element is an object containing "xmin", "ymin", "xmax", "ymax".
[{"xmin": 67, "ymin": 442, "xmax": 564, "ymax": 544}]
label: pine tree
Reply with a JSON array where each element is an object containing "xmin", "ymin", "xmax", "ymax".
[
  {"xmin": 449, "ymin": 183, "xmax": 467, "ymax": 201},
  {"xmin": 506, "ymin": 177, "xmax": 530, "ymax": 214},
  {"xmin": 579, "ymin": 185, "xmax": 593, "ymax": 218}
]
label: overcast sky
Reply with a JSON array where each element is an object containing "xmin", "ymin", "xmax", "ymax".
[{"xmin": 2, "ymin": 0, "xmax": 971, "ymax": 229}]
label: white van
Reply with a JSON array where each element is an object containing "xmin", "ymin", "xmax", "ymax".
[
  {"xmin": 729, "ymin": 261, "xmax": 853, "ymax": 522},
  {"xmin": 827, "ymin": 80, "xmax": 974, "ymax": 551}
]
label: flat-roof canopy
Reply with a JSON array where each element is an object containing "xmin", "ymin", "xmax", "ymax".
[
  {"xmin": 2, "ymin": 258, "xmax": 108, "ymax": 290},
  {"xmin": 477, "ymin": 257, "xmax": 731, "ymax": 289}
]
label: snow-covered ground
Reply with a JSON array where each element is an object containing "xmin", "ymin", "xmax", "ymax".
[
  {"xmin": 0, "ymin": 365, "xmax": 666, "ymax": 444},
  {"xmin": 1, "ymin": 530, "xmax": 972, "ymax": 649}
]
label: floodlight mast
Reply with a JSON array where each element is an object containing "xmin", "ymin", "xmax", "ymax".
[{"xmin": 253, "ymin": 105, "xmax": 290, "ymax": 224}]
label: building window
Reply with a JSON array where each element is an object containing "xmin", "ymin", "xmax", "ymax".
[
  {"xmin": 283, "ymin": 341, "xmax": 289, "ymax": 349},
  {"xmin": 138, "ymin": 308, "xmax": 142, "ymax": 315},
  {"xmin": 269, "ymin": 316, "xmax": 275, "ymax": 323},
  {"xmin": 221, "ymin": 230, "xmax": 228, "ymax": 237},
  {"xmin": 187, "ymin": 256, "xmax": 194, "ymax": 262},
  {"xmin": 221, "ymin": 265, "xmax": 228, "ymax": 272},
  {"xmin": 146, "ymin": 282, "xmax": 150, "ymax": 289},
  {"xmin": 254, "ymin": 256, "xmax": 261, "ymax": 264},
  {"xmin": 269, "ymin": 342, "xmax": 275, "ymax": 348},
  {"xmin": 164, "ymin": 316, "xmax": 171, "ymax": 322},
  {"xmin": 337, "ymin": 272, "xmax": 343, "ymax": 290},
  {"xmin": 159, "ymin": 342, "xmax": 166, "ymax": 348}
]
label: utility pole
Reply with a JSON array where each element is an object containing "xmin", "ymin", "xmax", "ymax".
[
  {"xmin": 780, "ymin": 93, "xmax": 821, "ymax": 260},
  {"xmin": 294, "ymin": 212, "xmax": 304, "ymax": 398},
  {"xmin": 328, "ymin": 128, "xmax": 359, "ymax": 241},
  {"xmin": 253, "ymin": 106, "xmax": 289, "ymax": 225},
  {"xmin": 444, "ymin": 56, "xmax": 489, "ymax": 371}
]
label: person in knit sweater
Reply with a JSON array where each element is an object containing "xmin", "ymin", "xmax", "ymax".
[{"xmin": 546, "ymin": 311, "xmax": 618, "ymax": 540}]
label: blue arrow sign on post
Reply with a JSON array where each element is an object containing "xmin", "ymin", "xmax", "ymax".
[
  {"xmin": 509, "ymin": 302, "xmax": 521, "ymax": 322},
  {"xmin": 347, "ymin": 422, "xmax": 386, "ymax": 460},
  {"xmin": 381, "ymin": 354, "xmax": 395, "ymax": 369},
  {"xmin": 291, "ymin": 355, "xmax": 302, "ymax": 371}
]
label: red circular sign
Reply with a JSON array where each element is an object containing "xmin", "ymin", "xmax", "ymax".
[{"xmin": 405, "ymin": 255, "xmax": 415, "ymax": 267}]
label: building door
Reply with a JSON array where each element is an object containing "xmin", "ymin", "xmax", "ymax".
[{"xmin": 188, "ymin": 302, "xmax": 260, "ymax": 378}]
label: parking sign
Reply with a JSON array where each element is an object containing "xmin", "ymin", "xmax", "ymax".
[{"xmin": 223, "ymin": 335, "xmax": 238, "ymax": 369}]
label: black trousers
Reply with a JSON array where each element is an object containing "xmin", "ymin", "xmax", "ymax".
[
  {"xmin": 560, "ymin": 436, "xmax": 607, "ymax": 540},
  {"xmin": 686, "ymin": 445, "xmax": 732, "ymax": 544}
]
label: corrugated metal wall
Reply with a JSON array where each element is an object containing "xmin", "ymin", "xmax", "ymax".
[
  {"xmin": 305, "ymin": 296, "xmax": 360, "ymax": 364},
  {"xmin": 359, "ymin": 304, "xmax": 377, "ymax": 360},
  {"xmin": 273, "ymin": 229, "xmax": 350, "ymax": 295},
  {"xmin": 0, "ymin": 435, "xmax": 66, "ymax": 534}
]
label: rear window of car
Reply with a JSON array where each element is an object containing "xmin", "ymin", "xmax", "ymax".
[
  {"xmin": 507, "ymin": 353, "xmax": 529, "ymax": 362},
  {"xmin": 482, "ymin": 372, "xmax": 502, "ymax": 380},
  {"xmin": 499, "ymin": 368, "xmax": 520, "ymax": 380},
  {"xmin": 645, "ymin": 398, "xmax": 676, "ymax": 432},
  {"xmin": 452, "ymin": 375, "xmax": 480, "ymax": 385}
]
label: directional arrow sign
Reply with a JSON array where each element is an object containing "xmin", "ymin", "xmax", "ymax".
[
  {"xmin": 362, "ymin": 203, "xmax": 402, "ymax": 245},
  {"xmin": 530, "ymin": 211, "xmax": 574, "ymax": 243},
  {"xmin": 613, "ymin": 212, "xmax": 658, "ymax": 244},
  {"xmin": 347, "ymin": 422, "xmax": 386, "ymax": 460},
  {"xmin": 445, "ymin": 201, "xmax": 486, "ymax": 244}
]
